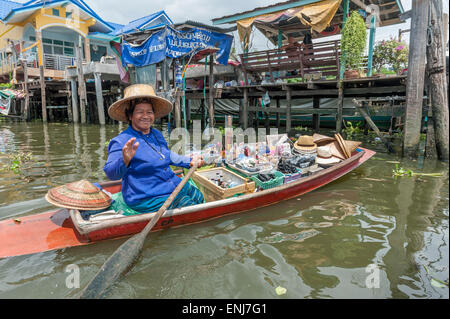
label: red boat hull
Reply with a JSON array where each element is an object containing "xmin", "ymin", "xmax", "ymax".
[{"xmin": 0, "ymin": 148, "xmax": 375, "ymax": 259}]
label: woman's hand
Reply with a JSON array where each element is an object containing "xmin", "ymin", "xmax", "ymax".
[
  {"xmin": 122, "ymin": 137, "xmax": 139, "ymax": 167},
  {"xmin": 190, "ymin": 155, "xmax": 204, "ymax": 168}
]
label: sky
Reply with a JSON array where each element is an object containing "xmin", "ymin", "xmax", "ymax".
[{"xmin": 12, "ymin": 0, "xmax": 450, "ymax": 53}]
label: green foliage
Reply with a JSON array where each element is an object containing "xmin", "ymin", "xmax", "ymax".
[
  {"xmin": 392, "ymin": 164, "xmax": 443, "ymax": 178},
  {"xmin": 343, "ymin": 121, "xmax": 363, "ymax": 137},
  {"xmin": 286, "ymin": 77, "xmax": 303, "ymax": 83},
  {"xmin": 341, "ymin": 11, "xmax": 367, "ymax": 70},
  {"xmin": 0, "ymin": 151, "xmax": 34, "ymax": 174},
  {"xmin": 294, "ymin": 126, "xmax": 308, "ymax": 132},
  {"xmin": 373, "ymin": 37, "xmax": 409, "ymax": 74},
  {"xmin": 0, "ymin": 82, "xmax": 13, "ymax": 88}
]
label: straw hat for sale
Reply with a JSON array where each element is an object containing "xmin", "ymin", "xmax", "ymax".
[
  {"xmin": 293, "ymin": 135, "xmax": 317, "ymax": 153},
  {"xmin": 327, "ymin": 141, "xmax": 347, "ymax": 160},
  {"xmin": 334, "ymin": 133, "xmax": 351, "ymax": 158},
  {"xmin": 315, "ymin": 145, "xmax": 341, "ymax": 167},
  {"xmin": 45, "ymin": 180, "xmax": 112, "ymax": 211},
  {"xmin": 344, "ymin": 140, "xmax": 362, "ymax": 154},
  {"xmin": 312, "ymin": 133, "xmax": 335, "ymax": 145},
  {"xmin": 108, "ymin": 84, "xmax": 173, "ymax": 122}
]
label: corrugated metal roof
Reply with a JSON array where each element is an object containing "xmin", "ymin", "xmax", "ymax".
[
  {"xmin": 174, "ymin": 20, "xmax": 237, "ymax": 33},
  {"xmin": 212, "ymin": 0, "xmax": 403, "ymax": 25},
  {"xmin": 2, "ymin": 0, "xmax": 114, "ymax": 32},
  {"xmin": 0, "ymin": 0, "xmax": 22, "ymax": 21},
  {"xmin": 111, "ymin": 10, "xmax": 173, "ymax": 35}
]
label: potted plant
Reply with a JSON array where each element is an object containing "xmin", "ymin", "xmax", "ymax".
[
  {"xmin": 341, "ymin": 11, "xmax": 367, "ymax": 79},
  {"xmin": 373, "ymin": 37, "xmax": 409, "ymax": 76}
]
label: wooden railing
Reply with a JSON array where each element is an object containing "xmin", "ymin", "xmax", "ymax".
[{"xmin": 240, "ymin": 40, "xmax": 341, "ymax": 84}]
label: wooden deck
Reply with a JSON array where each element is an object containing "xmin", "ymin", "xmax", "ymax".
[{"xmin": 184, "ymin": 75, "xmax": 407, "ymax": 132}]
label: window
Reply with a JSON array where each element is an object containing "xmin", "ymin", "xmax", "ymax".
[
  {"xmin": 52, "ymin": 9, "xmax": 59, "ymax": 16},
  {"xmin": 41, "ymin": 38, "xmax": 75, "ymax": 57},
  {"xmin": 29, "ymin": 36, "xmax": 36, "ymax": 42},
  {"xmin": 66, "ymin": 12, "xmax": 72, "ymax": 19},
  {"xmin": 43, "ymin": 45, "xmax": 52, "ymax": 54},
  {"xmin": 53, "ymin": 46, "xmax": 63, "ymax": 55}
]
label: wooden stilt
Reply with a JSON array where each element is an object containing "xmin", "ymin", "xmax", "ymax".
[
  {"xmin": 243, "ymin": 88, "xmax": 248, "ymax": 130},
  {"xmin": 426, "ymin": 0, "xmax": 449, "ymax": 161},
  {"xmin": 353, "ymin": 99, "xmax": 395, "ymax": 153},
  {"xmin": 286, "ymin": 87, "xmax": 292, "ymax": 134},
  {"xmin": 208, "ymin": 55, "xmax": 215, "ymax": 128},
  {"xmin": 276, "ymin": 98, "xmax": 280, "ymax": 128},
  {"xmin": 70, "ymin": 78, "xmax": 79, "ymax": 123},
  {"xmin": 403, "ymin": 0, "xmax": 429, "ymax": 158},
  {"xmin": 313, "ymin": 96, "xmax": 320, "ymax": 132},
  {"xmin": 66, "ymin": 81, "xmax": 73, "ymax": 122},
  {"xmin": 21, "ymin": 60, "xmax": 30, "ymax": 121},
  {"xmin": 76, "ymin": 45, "xmax": 87, "ymax": 124},
  {"xmin": 174, "ymin": 92, "xmax": 181, "ymax": 128},
  {"xmin": 39, "ymin": 65, "xmax": 47, "ymax": 123},
  {"xmin": 336, "ymin": 81, "xmax": 344, "ymax": 132}
]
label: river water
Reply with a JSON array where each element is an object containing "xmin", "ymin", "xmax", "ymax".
[{"xmin": 0, "ymin": 121, "xmax": 448, "ymax": 299}]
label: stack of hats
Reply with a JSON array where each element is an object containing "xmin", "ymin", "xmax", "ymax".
[
  {"xmin": 315, "ymin": 145, "xmax": 341, "ymax": 168},
  {"xmin": 312, "ymin": 133, "xmax": 361, "ymax": 160},
  {"xmin": 293, "ymin": 135, "xmax": 317, "ymax": 155},
  {"xmin": 45, "ymin": 180, "xmax": 112, "ymax": 211}
]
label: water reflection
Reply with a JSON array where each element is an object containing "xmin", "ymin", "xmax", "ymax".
[{"xmin": 0, "ymin": 124, "xmax": 447, "ymax": 299}]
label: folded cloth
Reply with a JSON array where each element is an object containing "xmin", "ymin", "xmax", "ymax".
[{"xmin": 110, "ymin": 180, "xmax": 204, "ymax": 216}]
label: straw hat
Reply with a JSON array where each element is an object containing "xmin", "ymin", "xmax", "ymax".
[
  {"xmin": 312, "ymin": 133, "xmax": 335, "ymax": 145},
  {"xmin": 334, "ymin": 133, "xmax": 351, "ymax": 159},
  {"xmin": 326, "ymin": 141, "xmax": 347, "ymax": 160},
  {"xmin": 345, "ymin": 140, "xmax": 362, "ymax": 154},
  {"xmin": 315, "ymin": 145, "xmax": 341, "ymax": 167},
  {"xmin": 294, "ymin": 135, "xmax": 317, "ymax": 153},
  {"xmin": 45, "ymin": 180, "xmax": 112, "ymax": 211},
  {"xmin": 108, "ymin": 84, "xmax": 173, "ymax": 122}
]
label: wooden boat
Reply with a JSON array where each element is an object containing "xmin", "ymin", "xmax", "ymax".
[{"xmin": 0, "ymin": 147, "xmax": 375, "ymax": 259}]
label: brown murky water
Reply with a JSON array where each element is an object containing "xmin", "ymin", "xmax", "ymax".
[{"xmin": 0, "ymin": 121, "xmax": 448, "ymax": 298}]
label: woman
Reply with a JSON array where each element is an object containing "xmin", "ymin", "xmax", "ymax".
[{"xmin": 104, "ymin": 84, "xmax": 204, "ymax": 215}]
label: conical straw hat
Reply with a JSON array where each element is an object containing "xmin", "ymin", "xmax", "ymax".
[
  {"xmin": 344, "ymin": 140, "xmax": 362, "ymax": 155},
  {"xmin": 108, "ymin": 84, "xmax": 173, "ymax": 122},
  {"xmin": 334, "ymin": 133, "xmax": 351, "ymax": 159},
  {"xmin": 312, "ymin": 133, "xmax": 335, "ymax": 145},
  {"xmin": 45, "ymin": 180, "xmax": 112, "ymax": 211},
  {"xmin": 326, "ymin": 141, "xmax": 347, "ymax": 160}
]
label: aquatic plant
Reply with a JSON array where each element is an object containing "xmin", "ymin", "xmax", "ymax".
[
  {"xmin": 392, "ymin": 164, "xmax": 443, "ymax": 178},
  {"xmin": 294, "ymin": 126, "xmax": 308, "ymax": 132},
  {"xmin": 423, "ymin": 264, "xmax": 449, "ymax": 288},
  {"xmin": 343, "ymin": 121, "xmax": 363, "ymax": 136},
  {"xmin": 0, "ymin": 151, "xmax": 34, "ymax": 174}
]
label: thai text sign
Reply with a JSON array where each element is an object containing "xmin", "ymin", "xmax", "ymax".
[{"xmin": 121, "ymin": 26, "xmax": 233, "ymax": 67}]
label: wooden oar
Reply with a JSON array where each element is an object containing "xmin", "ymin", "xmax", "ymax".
[{"xmin": 78, "ymin": 164, "xmax": 198, "ymax": 299}]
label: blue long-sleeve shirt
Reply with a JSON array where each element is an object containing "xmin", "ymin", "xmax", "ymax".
[{"xmin": 104, "ymin": 126, "xmax": 191, "ymax": 206}]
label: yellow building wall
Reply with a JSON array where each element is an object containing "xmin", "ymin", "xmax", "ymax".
[
  {"xmin": 2, "ymin": 5, "xmax": 96, "ymax": 40},
  {"xmin": 0, "ymin": 21, "xmax": 24, "ymax": 51}
]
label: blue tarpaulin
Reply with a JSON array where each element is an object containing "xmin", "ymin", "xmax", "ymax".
[{"xmin": 121, "ymin": 25, "xmax": 233, "ymax": 67}]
